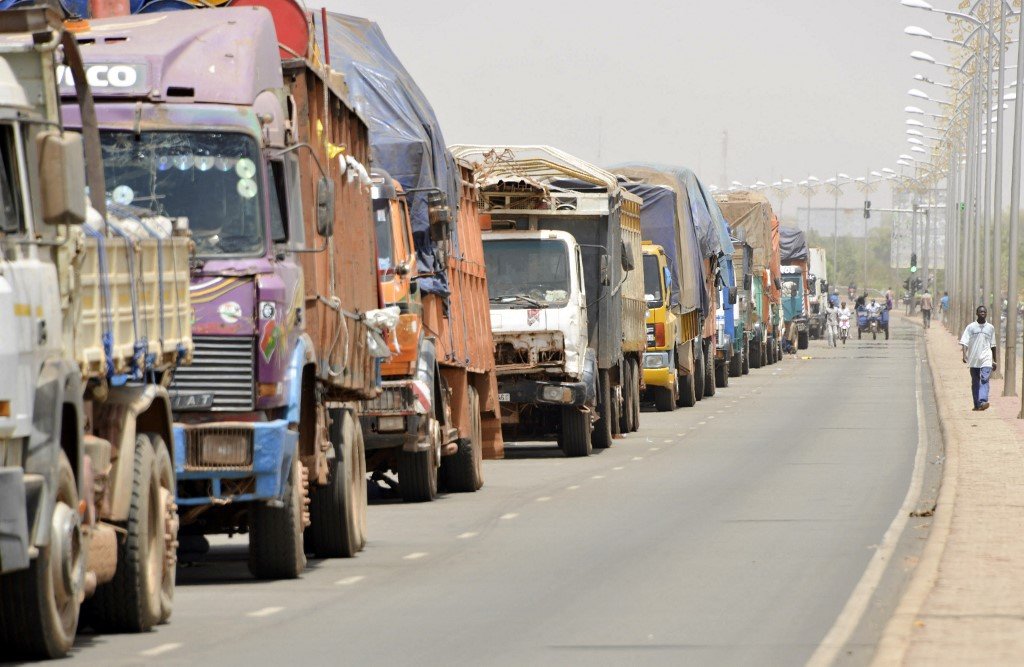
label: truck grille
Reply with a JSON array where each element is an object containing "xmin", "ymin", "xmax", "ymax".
[
  {"xmin": 362, "ymin": 382, "xmax": 415, "ymax": 415},
  {"xmin": 170, "ymin": 336, "xmax": 255, "ymax": 411},
  {"xmin": 184, "ymin": 425, "xmax": 254, "ymax": 470}
]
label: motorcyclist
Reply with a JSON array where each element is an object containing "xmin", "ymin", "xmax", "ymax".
[{"xmin": 838, "ymin": 301, "xmax": 852, "ymax": 345}]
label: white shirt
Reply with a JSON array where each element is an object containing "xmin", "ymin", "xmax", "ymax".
[{"xmin": 960, "ymin": 321, "xmax": 996, "ymax": 368}]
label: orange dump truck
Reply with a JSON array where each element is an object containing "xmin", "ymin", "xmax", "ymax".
[{"xmin": 323, "ymin": 11, "xmax": 504, "ymax": 502}]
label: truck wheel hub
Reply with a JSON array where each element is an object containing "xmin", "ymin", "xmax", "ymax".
[{"xmin": 49, "ymin": 501, "xmax": 85, "ymax": 608}]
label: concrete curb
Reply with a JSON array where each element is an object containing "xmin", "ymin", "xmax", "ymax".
[{"xmin": 869, "ymin": 324, "xmax": 958, "ymax": 666}]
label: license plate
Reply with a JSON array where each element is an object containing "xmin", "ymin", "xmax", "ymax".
[{"xmin": 498, "ymin": 393, "xmax": 511, "ymax": 402}]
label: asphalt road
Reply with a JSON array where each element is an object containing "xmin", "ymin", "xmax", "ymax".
[{"xmin": 42, "ymin": 319, "xmax": 928, "ymax": 667}]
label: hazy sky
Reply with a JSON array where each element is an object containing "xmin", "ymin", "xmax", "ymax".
[{"xmin": 320, "ymin": 0, "xmax": 960, "ymax": 215}]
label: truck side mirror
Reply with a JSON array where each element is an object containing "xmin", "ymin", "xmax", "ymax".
[
  {"xmin": 728, "ymin": 286, "xmax": 738, "ymax": 305},
  {"xmin": 663, "ymin": 266, "xmax": 672, "ymax": 291},
  {"xmin": 316, "ymin": 176, "xmax": 334, "ymax": 237},
  {"xmin": 743, "ymin": 274, "xmax": 752, "ymax": 291},
  {"xmin": 600, "ymin": 254, "xmax": 611, "ymax": 286},
  {"xmin": 396, "ymin": 261, "xmax": 411, "ymax": 276},
  {"xmin": 38, "ymin": 131, "xmax": 86, "ymax": 225},
  {"xmin": 620, "ymin": 240, "xmax": 635, "ymax": 272}
]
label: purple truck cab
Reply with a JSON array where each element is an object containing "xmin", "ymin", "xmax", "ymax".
[{"xmin": 63, "ymin": 9, "xmax": 309, "ymax": 515}]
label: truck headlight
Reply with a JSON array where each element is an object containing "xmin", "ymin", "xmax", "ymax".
[
  {"xmin": 541, "ymin": 385, "xmax": 572, "ymax": 403},
  {"xmin": 643, "ymin": 352, "xmax": 669, "ymax": 369}
]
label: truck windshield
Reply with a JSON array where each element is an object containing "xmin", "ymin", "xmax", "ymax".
[
  {"xmin": 374, "ymin": 198, "xmax": 395, "ymax": 273},
  {"xmin": 643, "ymin": 254, "xmax": 662, "ymax": 308},
  {"xmin": 100, "ymin": 131, "xmax": 264, "ymax": 257},
  {"xmin": 483, "ymin": 238, "xmax": 570, "ymax": 308}
]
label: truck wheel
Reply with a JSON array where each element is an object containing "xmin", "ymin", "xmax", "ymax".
[
  {"xmin": 704, "ymin": 345, "xmax": 716, "ymax": 397},
  {"xmin": 558, "ymin": 406, "xmax": 592, "ymax": 457},
  {"xmin": 593, "ymin": 370, "xmax": 614, "ymax": 449},
  {"xmin": 248, "ymin": 451, "xmax": 307, "ymax": 579},
  {"xmin": 0, "ymin": 452, "xmax": 83, "ymax": 658},
  {"xmin": 692, "ymin": 345, "xmax": 705, "ymax": 402},
  {"xmin": 626, "ymin": 360, "xmax": 634, "ymax": 432},
  {"xmin": 308, "ymin": 410, "xmax": 368, "ymax": 557},
  {"xmin": 441, "ymin": 385, "xmax": 485, "ymax": 492},
  {"xmin": 798, "ymin": 331, "xmax": 809, "ymax": 350},
  {"xmin": 742, "ymin": 347, "xmax": 750, "ymax": 374},
  {"xmin": 399, "ymin": 431, "xmax": 439, "ymax": 503},
  {"xmin": 677, "ymin": 366, "xmax": 697, "ymax": 408},
  {"xmin": 729, "ymin": 349, "xmax": 743, "ymax": 377},
  {"xmin": 749, "ymin": 341, "xmax": 761, "ymax": 369},
  {"xmin": 767, "ymin": 342, "xmax": 776, "ymax": 364},
  {"xmin": 653, "ymin": 383, "xmax": 676, "ymax": 412},
  {"xmin": 84, "ymin": 435, "xmax": 172, "ymax": 631},
  {"xmin": 716, "ymin": 357, "xmax": 730, "ymax": 387}
]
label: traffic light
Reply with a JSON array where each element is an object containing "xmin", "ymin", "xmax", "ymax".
[
  {"xmin": 910, "ymin": 252, "xmax": 918, "ymax": 273},
  {"xmin": 864, "ymin": 200, "xmax": 871, "ymax": 219},
  {"xmin": 903, "ymin": 278, "xmax": 911, "ymax": 290}
]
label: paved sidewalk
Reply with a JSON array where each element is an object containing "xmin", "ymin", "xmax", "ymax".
[{"xmin": 872, "ymin": 322, "xmax": 1024, "ymax": 665}]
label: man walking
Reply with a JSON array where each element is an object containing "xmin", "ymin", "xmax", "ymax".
[
  {"xmin": 940, "ymin": 291, "xmax": 949, "ymax": 322},
  {"xmin": 920, "ymin": 289, "xmax": 933, "ymax": 329},
  {"xmin": 960, "ymin": 306, "xmax": 997, "ymax": 411}
]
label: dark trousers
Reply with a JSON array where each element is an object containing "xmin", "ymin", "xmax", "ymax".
[{"xmin": 970, "ymin": 366, "xmax": 992, "ymax": 408}]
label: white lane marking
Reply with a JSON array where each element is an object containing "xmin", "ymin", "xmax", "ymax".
[
  {"xmin": 717, "ymin": 410, "xmax": 726, "ymax": 413},
  {"xmin": 591, "ymin": 475, "xmax": 606, "ymax": 480},
  {"xmin": 335, "ymin": 575, "xmax": 365, "ymax": 586},
  {"xmin": 708, "ymin": 415, "xmax": 716, "ymax": 420},
  {"xmin": 500, "ymin": 513, "xmax": 519, "ymax": 520},
  {"xmin": 566, "ymin": 485, "xmax": 580, "ymax": 490},
  {"xmin": 403, "ymin": 552, "xmax": 428, "ymax": 560},
  {"xmin": 247, "ymin": 606, "xmax": 284, "ymax": 618},
  {"xmin": 612, "ymin": 466, "xmax": 624, "ymax": 471},
  {"xmin": 649, "ymin": 447, "xmax": 661, "ymax": 452},
  {"xmin": 140, "ymin": 643, "xmax": 182, "ymax": 657},
  {"xmin": 457, "ymin": 531, "xmax": 478, "ymax": 539},
  {"xmin": 698, "ymin": 421, "xmax": 707, "ymax": 425},
  {"xmin": 536, "ymin": 496, "xmax": 552, "ymax": 502},
  {"xmin": 632, "ymin": 456, "xmax": 644, "ymax": 461},
  {"xmin": 807, "ymin": 335, "xmax": 930, "ymax": 666},
  {"xmin": 663, "ymin": 439, "xmax": 674, "ymax": 443},
  {"xmin": 676, "ymin": 432, "xmax": 686, "ymax": 436}
]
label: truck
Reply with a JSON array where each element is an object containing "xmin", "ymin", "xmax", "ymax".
[
  {"xmin": 807, "ymin": 247, "xmax": 829, "ymax": 339},
  {"xmin": 780, "ymin": 226, "xmax": 810, "ymax": 351},
  {"xmin": 453, "ymin": 145, "xmax": 645, "ymax": 455},
  {"xmin": 614, "ymin": 165, "xmax": 723, "ymax": 404},
  {"xmin": 320, "ymin": 13, "xmax": 503, "ymax": 503},
  {"xmin": 728, "ymin": 231, "xmax": 755, "ymax": 375},
  {"xmin": 65, "ymin": 6, "xmax": 382, "ymax": 579},
  {"xmin": 616, "ymin": 181, "xmax": 704, "ymax": 410},
  {"xmin": 0, "ymin": 7, "xmax": 191, "ymax": 656},
  {"xmin": 697, "ymin": 180, "xmax": 739, "ymax": 388},
  {"xmin": 714, "ymin": 190, "xmax": 783, "ymax": 367}
]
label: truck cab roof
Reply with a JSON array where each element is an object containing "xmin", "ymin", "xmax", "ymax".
[{"xmin": 482, "ymin": 229, "xmax": 577, "ymax": 245}]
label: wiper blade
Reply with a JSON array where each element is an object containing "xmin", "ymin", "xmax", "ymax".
[{"xmin": 490, "ymin": 293, "xmax": 542, "ymax": 307}]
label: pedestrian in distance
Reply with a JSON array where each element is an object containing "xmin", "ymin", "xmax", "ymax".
[
  {"xmin": 940, "ymin": 291, "xmax": 949, "ymax": 322},
  {"xmin": 920, "ymin": 289, "xmax": 933, "ymax": 329},
  {"xmin": 823, "ymin": 299, "xmax": 838, "ymax": 348},
  {"xmin": 960, "ymin": 306, "xmax": 997, "ymax": 411}
]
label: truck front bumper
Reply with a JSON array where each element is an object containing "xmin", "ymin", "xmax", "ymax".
[
  {"xmin": 498, "ymin": 377, "xmax": 588, "ymax": 407},
  {"xmin": 173, "ymin": 420, "xmax": 297, "ymax": 508}
]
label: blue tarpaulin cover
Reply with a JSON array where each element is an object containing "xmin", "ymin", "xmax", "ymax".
[
  {"xmin": 316, "ymin": 12, "xmax": 460, "ymax": 296},
  {"xmin": 780, "ymin": 226, "xmax": 809, "ymax": 263}
]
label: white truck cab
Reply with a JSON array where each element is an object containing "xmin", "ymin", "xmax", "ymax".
[{"xmin": 483, "ymin": 229, "xmax": 588, "ymax": 385}]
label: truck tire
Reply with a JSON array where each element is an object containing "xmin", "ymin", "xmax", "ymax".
[
  {"xmin": 652, "ymin": 383, "xmax": 676, "ymax": 412},
  {"xmin": 749, "ymin": 340, "xmax": 762, "ymax": 369},
  {"xmin": 626, "ymin": 356, "xmax": 634, "ymax": 430},
  {"xmin": 308, "ymin": 409, "xmax": 368, "ymax": 558},
  {"xmin": 798, "ymin": 330, "xmax": 809, "ymax": 350},
  {"xmin": 704, "ymin": 345, "xmax": 717, "ymax": 397},
  {"xmin": 441, "ymin": 385, "xmax": 484, "ymax": 492},
  {"xmin": 559, "ymin": 406, "xmax": 592, "ymax": 457},
  {"xmin": 729, "ymin": 348, "xmax": 743, "ymax": 377},
  {"xmin": 248, "ymin": 451, "xmax": 307, "ymax": 579},
  {"xmin": 766, "ymin": 342, "xmax": 776, "ymax": 365},
  {"xmin": 742, "ymin": 347, "xmax": 750, "ymax": 374},
  {"xmin": 399, "ymin": 436, "xmax": 439, "ymax": 503},
  {"xmin": 0, "ymin": 452, "xmax": 83, "ymax": 659},
  {"xmin": 85, "ymin": 435, "xmax": 173, "ymax": 631},
  {"xmin": 593, "ymin": 370, "xmax": 614, "ymax": 449},
  {"xmin": 716, "ymin": 357, "xmax": 730, "ymax": 387},
  {"xmin": 692, "ymin": 345, "xmax": 705, "ymax": 402}
]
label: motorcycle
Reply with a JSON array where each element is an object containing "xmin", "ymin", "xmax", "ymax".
[{"xmin": 839, "ymin": 315, "xmax": 850, "ymax": 345}]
